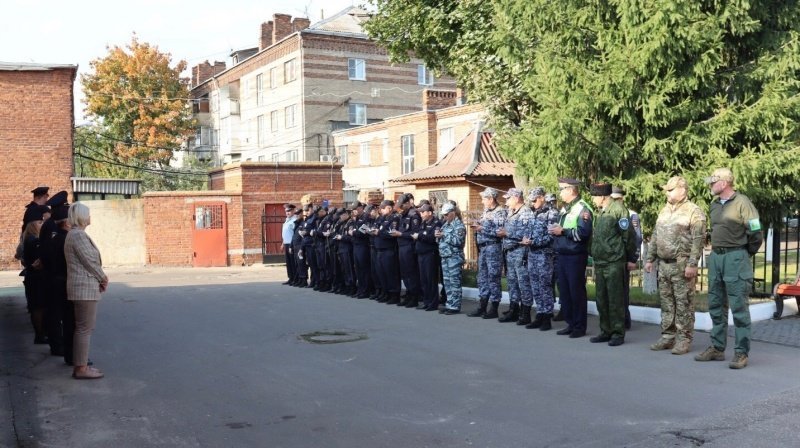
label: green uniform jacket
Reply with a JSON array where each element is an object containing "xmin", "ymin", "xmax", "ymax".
[
  {"xmin": 709, "ymin": 192, "xmax": 763, "ymax": 255},
  {"xmin": 591, "ymin": 200, "xmax": 638, "ymax": 265}
]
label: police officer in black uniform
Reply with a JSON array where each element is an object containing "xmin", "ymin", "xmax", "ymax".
[
  {"xmin": 39, "ymin": 191, "xmax": 69, "ymax": 356},
  {"xmin": 350, "ymin": 202, "xmax": 372, "ymax": 298},
  {"xmin": 413, "ymin": 203, "xmax": 442, "ymax": 311},
  {"xmin": 373, "ymin": 200, "xmax": 401, "ymax": 304},
  {"xmin": 392, "ymin": 194, "xmax": 422, "ymax": 308},
  {"xmin": 298, "ymin": 205, "xmax": 318, "ymax": 288}
]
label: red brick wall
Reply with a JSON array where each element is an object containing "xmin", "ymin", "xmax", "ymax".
[{"xmin": 0, "ymin": 67, "xmax": 76, "ymax": 270}]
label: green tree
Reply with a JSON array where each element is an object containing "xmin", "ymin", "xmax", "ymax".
[
  {"xmin": 80, "ymin": 35, "xmax": 204, "ymax": 191},
  {"xmin": 365, "ymin": 0, "xmax": 800, "ymax": 227}
]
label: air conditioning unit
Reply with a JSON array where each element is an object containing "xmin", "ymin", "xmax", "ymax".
[{"xmin": 319, "ymin": 155, "xmax": 333, "ymax": 162}]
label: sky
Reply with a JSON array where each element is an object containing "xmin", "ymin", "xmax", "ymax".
[{"xmin": 2, "ymin": 0, "xmax": 358, "ymax": 123}]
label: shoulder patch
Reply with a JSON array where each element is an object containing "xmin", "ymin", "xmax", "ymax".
[
  {"xmin": 748, "ymin": 218, "xmax": 761, "ymax": 232},
  {"xmin": 581, "ymin": 211, "xmax": 591, "ymax": 221},
  {"xmin": 618, "ymin": 217, "xmax": 629, "ymax": 230}
]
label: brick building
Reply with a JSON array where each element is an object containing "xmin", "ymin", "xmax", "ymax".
[
  {"xmin": 188, "ymin": 6, "xmax": 455, "ymax": 167},
  {"xmin": 0, "ymin": 62, "xmax": 77, "ymax": 270}
]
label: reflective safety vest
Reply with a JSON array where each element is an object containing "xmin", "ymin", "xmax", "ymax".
[{"xmin": 562, "ymin": 199, "xmax": 593, "ymax": 229}]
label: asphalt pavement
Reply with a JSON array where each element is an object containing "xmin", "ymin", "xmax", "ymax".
[{"xmin": 1, "ymin": 266, "xmax": 799, "ymax": 448}]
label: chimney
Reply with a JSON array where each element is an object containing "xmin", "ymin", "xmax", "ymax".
[
  {"xmin": 272, "ymin": 13, "xmax": 293, "ymax": 43},
  {"xmin": 260, "ymin": 21, "xmax": 273, "ymax": 50},
  {"xmin": 191, "ymin": 60, "xmax": 226, "ymax": 87},
  {"xmin": 422, "ymin": 89, "xmax": 458, "ymax": 111},
  {"xmin": 456, "ymin": 88, "xmax": 467, "ymax": 106},
  {"xmin": 292, "ymin": 17, "xmax": 311, "ymax": 32}
]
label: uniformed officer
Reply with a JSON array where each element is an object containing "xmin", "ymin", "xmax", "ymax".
[
  {"xmin": 17, "ymin": 186, "xmax": 50, "ymax": 262},
  {"xmin": 39, "ymin": 190, "xmax": 69, "ymax": 356},
  {"xmin": 349, "ymin": 202, "xmax": 372, "ymax": 298},
  {"xmin": 373, "ymin": 200, "xmax": 401, "ymax": 304},
  {"xmin": 645, "ymin": 176, "xmax": 706, "ymax": 355},
  {"xmin": 497, "ymin": 188, "xmax": 534, "ymax": 325},
  {"xmin": 523, "ymin": 187, "xmax": 557, "ymax": 331},
  {"xmin": 413, "ymin": 203, "xmax": 441, "ymax": 311},
  {"xmin": 335, "ymin": 208, "xmax": 356, "ymax": 295},
  {"xmin": 610, "ymin": 186, "xmax": 643, "ymax": 329},
  {"xmin": 695, "ymin": 168, "xmax": 763, "ymax": 369},
  {"xmin": 298, "ymin": 205, "xmax": 319, "ymax": 288},
  {"xmin": 436, "ymin": 202, "xmax": 466, "ymax": 314},
  {"xmin": 392, "ymin": 194, "xmax": 422, "ymax": 308},
  {"xmin": 281, "ymin": 204, "xmax": 298, "ymax": 285},
  {"xmin": 327, "ymin": 208, "xmax": 345, "ymax": 293},
  {"xmin": 468, "ymin": 187, "xmax": 506, "ymax": 319},
  {"xmin": 548, "ymin": 178, "xmax": 593, "ymax": 338},
  {"xmin": 365, "ymin": 205, "xmax": 383, "ymax": 300},
  {"xmin": 588, "ymin": 183, "xmax": 637, "ymax": 346},
  {"xmin": 291, "ymin": 208, "xmax": 308, "ymax": 287},
  {"xmin": 312, "ymin": 207, "xmax": 331, "ymax": 291}
]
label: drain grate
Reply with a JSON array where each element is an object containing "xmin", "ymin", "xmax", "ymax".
[{"xmin": 299, "ymin": 331, "xmax": 368, "ymax": 344}]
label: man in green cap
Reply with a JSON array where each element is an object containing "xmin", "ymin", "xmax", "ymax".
[{"xmin": 695, "ymin": 168, "xmax": 763, "ymax": 369}]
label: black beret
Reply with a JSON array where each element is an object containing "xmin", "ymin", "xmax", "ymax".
[
  {"xmin": 31, "ymin": 186, "xmax": 49, "ymax": 196},
  {"xmin": 46, "ymin": 191, "xmax": 68, "ymax": 207},
  {"xmin": 590, "ymin": 183, "xmax": 612, "ymax": 196},
  {"xmin": 557, "ymin": 178, "xmax": 581, "ymax": 186}
]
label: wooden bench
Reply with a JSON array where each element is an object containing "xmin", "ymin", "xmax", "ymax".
[{"xmin": 773, "ymin": 272, "xmax": 800, "ymax": 320}]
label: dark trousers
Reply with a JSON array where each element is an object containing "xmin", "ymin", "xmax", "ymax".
[
  {"xmin": 284, "ymin": 244, "xmax": 296, "ymax": 281},
  {"xmin": 418, "ymin": 251, "xmax": 439, "ymax": 307},
  {"xmin": 338, "ymin": 247, "xmax": 355, "ymax": 288},
  {"xmin": 398, "ymin": 244, "xmax": 421, "ymax": 297},
  {"xmin": 314, "ymin": 242, "xmax": 328, "ymax": 285},
  {"xmin": 377, "ymin": 248, "xmax": 400, "ymax": 294},
  {"xmin": 370, "ymin": 246, "xmax": 381, "ymax": 295},
  {"xmin": 304, "ymin": 244, "xmax": 318, "ymax": 286},
  {"xmin": 556, "ymin": 254, "xmax": 588, "ymax": 332},
  {"xmin": 294, "ymin": 244, "xmax": 307, "ymax": 281},
  {"xmin": 353, "ymin": 243, "xmax": 371, "ymax": 295},
  {"xmin": 44, "ymin": 277, "xmax": 66, "ymax": 353}
]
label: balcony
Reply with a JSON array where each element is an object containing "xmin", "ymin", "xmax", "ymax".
[{"xmin": 220, "ymin": 99, "xmax": 240, "ymax": 117}]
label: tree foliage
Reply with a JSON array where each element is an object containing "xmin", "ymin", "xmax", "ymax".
[
  {"xmin": 365, "ymin": 0, "xmax": 800, "ymax": 228},
  {"xmin": 80, "ymin": 35, "xmax": 204, "ymax": 191}
]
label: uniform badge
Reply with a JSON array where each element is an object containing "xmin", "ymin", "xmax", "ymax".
[
  {"xmin": 748, "ymin": 218, "xmax": 761, "ymax": 232},
  {"xmin": 581, "ymin": 211, "xmax": 591, "ymax": 221},
  {"xmin": 618, "ymin": 218, "xmax": 629, "ymax": 230}
]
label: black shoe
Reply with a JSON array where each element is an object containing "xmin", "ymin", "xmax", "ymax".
[
  {"xmin": 425, "ymin": 305, "xmax": 439, "ymax": 312},
  {"xmin": 556, "ymin": 327, "xmax": 573, "ymax": 336},
  {"xmin": 468, "ymin": 298, "xmax": 489, "ymax": 317},
  {"xmin": 608, "ymin": 337, "xmax": 625, "ymax": 347},
  {"xmin": 281, "ymin": 280, "xmax": 292, "ymax": 285},
  {"xmin": 539, "ymin": 314, "xmax": 553, "ymax": 331},
  {"xmin": 569, "ymin": 330, "xmax": 586, "ymax": 339},
  {"xmin": 405, "ymin": 300, "xmax": 419, "ymax": 308},
  {"xmin": 553, "ymin": 310, "xmax": 564, "ymax": 322},
  {"xmin": 443, "ymin": 308, "xmax": 460, "ymax": 315},
  {"xmin": 516, "ymin": 305, "xmax": 532, "ymax": 326},
  {"xmin": 482, "ymin": 302, "xmax": 500, "ymax": 319},
  {"xmin": 416, "ymin": 303, "xmax": 428, "ymax": 310},
  {"xmin": 590, "ymin": 334, "xmax": 611, "ymax": 343},
  {"xmin": 498, "ymin": 303, "xmax": 520, "ymax": 323},
  {"xmin": 526, "ymin": 313, "xmax": 544, "ymax": 329}
]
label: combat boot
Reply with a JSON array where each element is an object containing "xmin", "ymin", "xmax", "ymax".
[
  {"xmin": 516, "ymin": 305, "xmax": 532, "ymax": 326},
  {"xmin": 386, "ymin": 292, "xmax": 400, "ymax": 305},
  {"xmin": 694, "ymin": 346, "xmax": 725, "ymax": 362},
  {"xmin": 468, "ymin": 298, "xmax": 489, "ymax": 317},
  {"xmin": 377, "ymin": 292, "xmax": 389, "ymax": 303},
  {"xmin": 538, "ymin": 314, "xmax": 552, "ymax": 331},
  {"xmin": 482, "ymin": 301, "xmax": 500, "ymax": 319},
  {"xmin": 526, "ymin": 313, "xmax": 544, "ymax": 329},
  {"xmin": 671, "ymin": 339, "xmax": 691, "ymax": 355},
  {"xmin": 649, "ymin": 338, "xmax": 675, "ymax": 351},
  {"xmin": 729, "ymin": 353, "xmax": 748, "ymax": 369},
  {"xmin": 498, "ymin": 303, "xmax": 519, "ymax": 323}
]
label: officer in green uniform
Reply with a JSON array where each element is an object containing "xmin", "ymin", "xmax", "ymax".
[
  {"xmin": 588, "ymin": 183, "xmax": 637, "ymax": 346},
  {"xmin": 695, "ymin": 168, "xmax": 763, "ymax": 369}
]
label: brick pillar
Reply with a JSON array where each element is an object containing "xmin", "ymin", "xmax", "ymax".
[
  {"xmin": 260, "ymin": 21, "xmax": 273, "ymax": 50},
  {"xmin": 292, "ymin": 17, "xmax": 311, "ymax": 32},
  {"xmin": 422, "ymin": 89, "xmax": 458, "ymax": 111},
  {"xmin": 273, "ymin": 14, "xmax": 293, "ymax": 43}
]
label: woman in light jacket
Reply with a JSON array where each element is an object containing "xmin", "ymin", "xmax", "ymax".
[{"xmin": 64, "ymin": 202, "xmax": 108, "ymax": 380}]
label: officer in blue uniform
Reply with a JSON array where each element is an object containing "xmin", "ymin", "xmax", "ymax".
[
  {"xmin": 373, "ymin": 200, "xmax": 401, "ymax": 303},
  {"xmin": 298, "ymin": 205, "xmax": 319, "ymax": 288},
  {"xmin": 437, "ymin": 202, "xmax": 466, "ymax": 314},
  {"xmin": 291, "ymin": 208, "xmax": 307, "ymax": 287},
  {"xmin": 468, "ymin": 187, "xmax": 506, "ymax": 319},
  {"xmin": 365, "ymin": 205, "xmax": 383, "ymax": 300},
  {"xmin": 524, "ymin": 187, "xmax": 558, "ymax": 331},
  {"xmin": 413, "ymin": 203, "xmax": 441, "ymax": 311},
  {"xmin": 349, "ymin": 202, "xmax": 372, "ymax": 298},
  {"xmin": 392, "ymin": 194, "xmax": 422, "ymax": 308},
  {"xmin": 549, "ymin": 178, "xmax": 593, "ymax": 338},
  {"xmin": 497, "ymin": 188, "xmax": 534, "ymax": 324},
  {"xmin": 313, "ymin": 207, "xmax": 331, "ymax": 291}
]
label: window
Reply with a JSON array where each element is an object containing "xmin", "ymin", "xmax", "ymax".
[
  {"xmin": 438, "ymin": 127, "xmax": 454, "ymax": 161},
  {"xmin": 272, "ymin": 153, "xmax": 279, "ymax": 162},
  {"xmin": 359, "ymin": 142, "xmax": 370, "ymax": 165},
  {"xmin": 382, "ymin": 138, "xmax": 389, "ymax": 163},
  {"xmin": 269, "ymin": 67, "xmax": 277, "ymax": 89},
  {"xmin": 417, "ymin": 64, "xmax": 434, "ymax": 86},
  {"xmin": 349, "ymin": 103, "xmax": 366, "ymax": 125},
  {"xmin": 256, "ymin": 74, "xmax": 264, "ymax": 105},
  {"xmin": 286, "ymin": 150, "xmax": 298, "ymax": 162},
  {"xmin": 270, "ymin": 110, "xmax": 278, "ymax": 132},
  {"xmin": 348, "ymin": 58, "xmax": 366, "ymax": 80},
  {"xmin": 401, "ymin": 135, "xmax": 415, "ymax": 174},
  {"xmin": 257, "ymin": 115, "xmax": 267, "ymax": 147},
  {"xmin": 284, "ymin": 58, "xmax": 297, "ymax": 83},
  {"xmin": 258, "ymin": 155, "xmax": 266, "ymax": 162},
  {"xmin": 338, "ymin": 145, "xmax": 349, "ymax": 165},
  {"xmin": 285, "ymin": 104, "xmax": 297, "ymax": 128}
]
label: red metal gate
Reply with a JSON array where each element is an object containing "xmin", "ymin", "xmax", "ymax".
[
  {"xmin": 192, "ymin": 203, "xmax": 228, "ymax": 267},
  {"xmin": 261, "ymin": 204, "xmax": 285, "ymax": 263}
]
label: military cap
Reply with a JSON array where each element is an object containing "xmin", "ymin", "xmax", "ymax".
[
  {"xmin": 503, "ymin": 188, "xmax": 524, "ymax": 199},
  {"xmin": 293, "ymin": 207, "xmax": 302, "ymax": 215},
  {"xmin": 557, "ymin": 177, "xmax": 581, "ymax": 186},
  {"xmin": 46, "ymin": 190, "xmax": 68, "ymax": 207},
  {"xmin": 31, "ymin": 186, "xmax": 49, "ymax": 196},
  {"xmin": 662, "ymin": 176, "xmax": 688, "ymax": 191},
  {"xmin": 610, "ymin": 186, "xmax": 625, "ymax": 199},
  {"xmin": 705, "ymin": 167, "xmax": 734, "ymax": 185},
  {"xmin": 590, "ymin": 183, "xmax": 612, "ymax": 196},
  {"xmin": 528, "ymin": 186, "xmax": 546, "ymax": 200},
  {"xmin": 479, "ymin": 187, "xmax": 498, "ymax": 198},
  {"xmin": 52, "ymin": 205, "xmax": 70, "ymax": 221},
  {"xmin": 380, "ymin": 199, "xmax": 395, "ymax": 208},
  {"xmin": 417, "ymin": 203, "xmax": 433, "ymax": 213},
  {"xmin": 349, "ymin": 201, "xmax": 364, "ymax": 210},
  {"xmin": 24, "ymin": 205, "xmax": 50, "ymax": 224},
  {"xmin": 544, "ymin": 193, "xmax": 556, "ymax": 203},
  {"xmin": 284, "ymin": 204, "xmax": 296, "ymax": 211},
  {"xmin": 441, "ymin": 202, "xmax": 456, "ymax": 215},
  {"xmin": 418, "ymin": 199, "xmax": 431, "ymax": 206}
]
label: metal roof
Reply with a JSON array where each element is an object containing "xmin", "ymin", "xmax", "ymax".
[
  {"xmin": 71, "ymin": 178, "xmax": 141, "ymax": 195},
  {"xmin": 0, "ymin": 62, "xmax": 77, "ymax": 71}
]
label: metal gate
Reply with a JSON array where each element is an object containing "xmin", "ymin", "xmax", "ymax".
[
  {"xmin": 192, "ymin": 203, "xmax": 228, "ymax": 267},
  {"xmin": 261, "ymin": 204, "xmax": 285, "ymax": 264}
]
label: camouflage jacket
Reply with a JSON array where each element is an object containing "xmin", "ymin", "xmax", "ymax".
[
  {"xmin": 502, "ymin": 205, "xmax": 533, "ymax": 250},
  {"xmin": 476, "ymin": 205, "xmax": 507, "ymax": 245},
  {"xmin": 646, "ymin": 198, "xmax": 706, "ymax": 267}
]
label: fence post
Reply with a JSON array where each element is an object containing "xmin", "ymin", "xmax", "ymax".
[{"xmin": 772, "ymin": 222, "xmax": 782, "ymax": 290}]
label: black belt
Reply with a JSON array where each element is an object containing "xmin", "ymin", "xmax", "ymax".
[
  {"xmin": 712, "ymin": 246, "xmax": 746, "ymax": 254},
  {"xmin": 477, "ymin": 240, "xmax": 501, "ymax": 248},
  {"xmin": 660, "ymin": 258, "xmax": 677, "ymax": 264}
]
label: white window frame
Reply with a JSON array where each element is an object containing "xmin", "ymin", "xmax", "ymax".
[
  {"xmin": 349, "ymin": 103, "xmax": 366, "ymax": 125},
  {"xmin": 258, "ymin": 155, "xmax": 266, "ymax": 162},
  {"xmin": 417, "ymin": 64, "xmax": 434, "ymax": 86},
  {"xmin": 286, "ymin": 150, "xmax": 298, "ymax": 162},
  {"xmin": 348, "ymin": 58, "xmax": 366, "ymax": 81},
  {"xmin": 271, "ymin": 153, "xmax": 279, "ymax": 162},
  {"xmin": 338, "ymin": 145, "xmax": 349, "ymax": 165},
  {"xmin": 285, "ymin": 104, "xmax": 297, "ymax": 128},
  {"xmin": 438, "ymin": 127, "xmax": 454, "ymax": 161},
  {"xmin": 257, "ymin": 114, "xmax": 267, "ymax": 147},
  {"xmin": 270, "ymin": 110, "xmax": 279, "ymax": 132},
  {"xmin": 401, "ymin": 135, "xmax": 415, "ymax": 174},
  {"xmin": 284, "ymin": 59, "xmax": 297, "ymax": 83},
  {"xmin": 269, "ymin": 67, "xmax": 277, "ymax": 89},
  {"xmin": 359, "ymin": 142, "xmax": 370, "ymax": 165},
  {"xmin": 256, "ymin": 74, "xmax": 264, "ymax": 106}
]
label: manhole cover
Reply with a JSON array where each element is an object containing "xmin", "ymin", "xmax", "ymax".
[{"xmin": 299, "ymin": 331, "xmax": 368, "ymax": 344}]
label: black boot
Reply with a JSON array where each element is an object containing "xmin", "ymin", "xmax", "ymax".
[
  {"xmin": 405, "ymin": 296, "xmax": 419, "ymax": 308},
  {"xmin": 498, "ymin": 303, "xmax": 519, "ymax": 323},
  {"xmin": 468, "ymin": 298, "xmax": 489, "ymax": 317},
  {"xmin": 482, "ymin": 301, "xmax": 500, "ymax": 319},
  {"xmin": 526, "ymin": 313, "xmax": 544, "ymax": 329},
  {"xmin": 516, "ymin": 305, "xmax": 532, "ymax": 326},
  {"xmin": 377, "ymin": 292, "xmax": 389, "ymax": 303},
  {"xmin": 539, "ymin": 314, "xmax": 553, "ymax": 331},
  {"xmin": 386, "ymin": 292, "xmax": 400, "ymax": 305}
]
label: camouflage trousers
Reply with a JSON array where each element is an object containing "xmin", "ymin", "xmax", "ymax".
[
  {"xmin": 657, "ymin": 260, "xmax": 696, "ymax": 342},
  {"xmin": 477, "ymin": 243, "xmax": 503, "ymax": 302},
  {"xmin": 528, "ymin": 250, "xmax": 555, "ymax": 314},
  {"xmin": 506, "ymin": 246, "xmax": 532, "ymax": 306},
  {"xmin": 442, "ymin": 254, "xmax": 464, "ymax": 310}
]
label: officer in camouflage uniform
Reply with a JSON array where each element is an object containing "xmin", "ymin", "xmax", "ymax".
[
  {"xmin": 644, "ymin": 176, "xmax": 706, "ymax": 355},
  {"xmin": 588, "ymin": 183, "xmax": 638, "ymax": 346},
  {"xmin": 524, "ymin": 187, "xmax": 558, "ymax": 330},
  {"xmin": 436, "ymin": 202, "xmax": 466, "ymax": 314},
  {"xmin": 467, "ymin": 187, "xmax": 506, "ymax": 319},
  {"xmin": 497, "ymin": 188, "xmax": 534, "ymax": 325},
  {"xmin": 695, "ymin": 168, "xmax": 763, "ymax": 369}
]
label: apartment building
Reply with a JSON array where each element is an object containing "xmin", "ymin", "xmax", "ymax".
[{"xmin": 188, "ymin": 7, "xmax": 455, "ymax": 167}]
